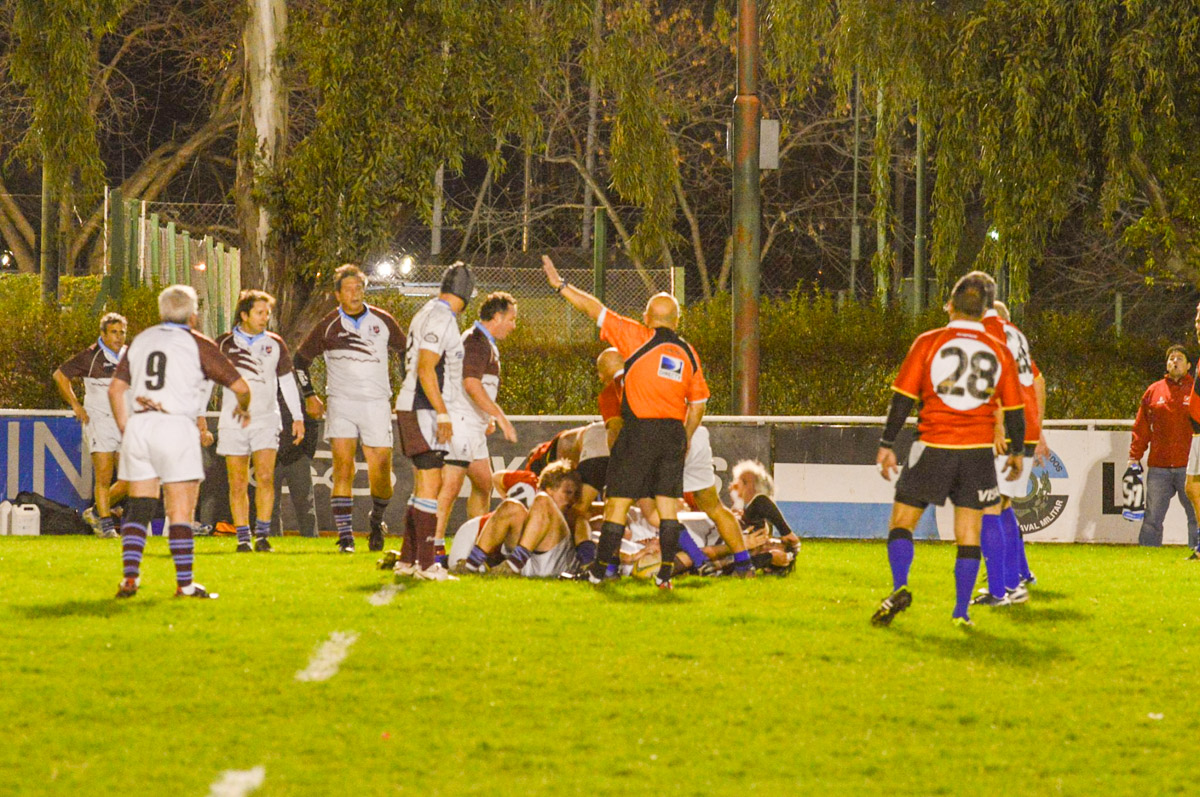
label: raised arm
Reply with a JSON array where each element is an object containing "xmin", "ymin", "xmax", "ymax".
[{"xmin": 542, "ymin": 255, "xmax": 605, "ymax": 321}]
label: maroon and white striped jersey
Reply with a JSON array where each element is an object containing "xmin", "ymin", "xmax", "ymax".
[
  {"xmin": 113, "ymin": 323, "xmax": 242, "ymax": 419},
  {"xmin": 294, "ymin": 305, "xmax": 405, "ymax": 402},
  {"xmin": 214, "ymin": 327, "xmax": 301, "ymax": 430},
  {"xmin": 58, "ymin": 340, "xmax": 126, "ymax": 420}
]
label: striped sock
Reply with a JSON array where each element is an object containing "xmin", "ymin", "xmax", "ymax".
[
  {"xmin": 434, "ymin": 540, "xmax": 447, "ymax": 566},
  {"xmin": 168, "ymin": 524, "xmax": 195, "ymax": 588},
  {"xmin": 466, "ymin": 545, "xmax": 487, "ymax": 568},
  {"xmin": 370, "ymin": 497, "xmax": 389, "ymax": 525},
  {"xmin": 506, "ymin": 545, "xmax": 532, "ymax": 570},
  {"xmin": 121, "ymin": 523, "xmax": 147, "ymax": 580},
  {"xmin": 332, "ymin": 496, "xmax": 354, "ymax": 544},
  {"xmin": 412, "ymin": 497, "xmax": 439, "ymax": 569},
  {"xmin": 100, "ymin": 516, "xmax": 116, "ymax": 535},
  {"xmin": 254, "ymin": 519, "xmax": 271, "ymax": 540},
  {"xmin": 236, "ymin": 525, "xmax": 251, "ymax": 545}
]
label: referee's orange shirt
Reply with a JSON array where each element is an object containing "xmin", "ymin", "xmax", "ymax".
[
  {"xmin": 598, "ymin": 372, "xmax": 624, "ymax": 422},
  {"xmin": 893, "ymin": 320, "xmax": 1023, "ymax": 448},
  {"xmin": 599, "ymin": 310, "xmax": 709, "ymax": 422}
]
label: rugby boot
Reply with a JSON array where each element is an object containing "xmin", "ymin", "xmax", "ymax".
[
  {"xmin": 336, "ymin": 538, "xmax": 356, "ymax": 554},
  {"xmin": 176, "ymin": 582, "xmax": 219, "ymax": 599},
  {"xmin": 376, "ymin": 550, "xmax": 402, "ymax": 571},
  {"xmin": 368, "ymin": 519, "xmax": 387, "ymax": 552},
  {"xmin": 253, "ymin": 537, "xmax": 273, "ymax": 553},
  {"xmin": 870, "ymin": 586, "xmax": 912, "ymax": 627},
  {"xmin": 236, "ymin": 541, "xmax": 253, "ymax": 553},
  {"xmin": 952, "ymin": 616, "xmax": 975, "ymax": 630},
  {"xmin": 115, "ymin": 577, "xmax": 140, "ymax": 599},
  {"xmin": 1005, "ymin": 584, "xmax": 1030, "ymax": 604},
  {"xmin": 971, "ymin": 592, "xmax": 1011, "ymax": 607}
]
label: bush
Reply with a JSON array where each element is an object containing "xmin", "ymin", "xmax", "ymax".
[{"xmin": 0, "ymin": 280, "xmax": 1171, "ymax": 422}]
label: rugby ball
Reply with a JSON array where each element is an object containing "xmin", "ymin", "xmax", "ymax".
[{"xmin": 630, "ymin": 554, "xmax": 662, "ymax": 580}]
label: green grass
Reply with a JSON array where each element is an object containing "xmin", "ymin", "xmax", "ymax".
[{"xmin": 1, "ymin": 537, "xmax": 1197, "ymax": 795}]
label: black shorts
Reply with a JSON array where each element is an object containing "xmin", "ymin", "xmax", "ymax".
[
  {"xmin": 577, "ymin": 456, "xmax": 609, "ymax": 493},
  {"xmin": 894, "ymin": 444, "xmax": 999, "ymax": 511},
  {"xmin": 607, "ymin": 418, "xmax": 686, "ymax": 500}
]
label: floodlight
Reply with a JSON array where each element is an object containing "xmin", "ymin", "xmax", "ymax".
[{"xmin": 399, "ymin": 255, "xmax": 414, "ymax": 276}]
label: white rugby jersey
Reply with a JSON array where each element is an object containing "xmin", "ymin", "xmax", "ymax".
[
  {"xmin": 215, "ymin": 327, "xmax": 302, "ymax": 431},
  {"xmin": 114, "ymin": 323, "xmax": 242, "ymax": 419},
  {"xmin": 294, "ymin": 305, "xmax": 405, "ymax": 402},
  {"xmin": 58, "ymin": 340, "xmax": 126, "ymax": 420},
  {"xmin": 454, "ymin": 322, "xmax": 501, "ymax": 421},
  {"xmin": 395, "ymin": 299, "xmax": 465, "ymax": 412}
]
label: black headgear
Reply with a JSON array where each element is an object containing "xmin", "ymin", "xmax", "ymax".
[{"xmin": 440, "ymin": 262, "xmax": 475, "ymax": 303}]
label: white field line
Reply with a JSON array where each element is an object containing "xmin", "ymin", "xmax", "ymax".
[
  {"xmin": 368, "ymin": 583, "xmax": 405, "ymax": 606},
  {"xmin": 208, "ymin": 766, "xmax": 265, "ymax": 797},
  {"xmin": 295, "ymin": 631, "xmax": 359, "ymax": 682}
]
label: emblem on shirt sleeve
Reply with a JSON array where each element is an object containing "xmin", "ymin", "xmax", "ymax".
[
  {"xmin": 658, "ymin": 355, "xmax": 684, "ymax": 382},
  {"xmin": 425, "ymin": 333, "xmax": 439, "ymax": 343}
]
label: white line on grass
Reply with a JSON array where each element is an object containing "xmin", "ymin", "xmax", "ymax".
[
  {"xmin": 295, "ymin": 631, "xmax": 359, "ymax": 683},
  {"xmin": 368, "ymin": 583, "xmax": 405, "ymax": 606},
  {"xmin": 208, "ymin": 766, "xmax": 265, "ymax": 797}
]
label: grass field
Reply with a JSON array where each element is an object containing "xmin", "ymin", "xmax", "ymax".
[{"xmin": 1, "ymin": 536, "xmax": 1197, "ymax": 796}]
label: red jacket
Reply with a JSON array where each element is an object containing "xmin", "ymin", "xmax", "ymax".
[{"xmin": 1130, "ymin": 374, "xmax": 1193, "ymax": 467}]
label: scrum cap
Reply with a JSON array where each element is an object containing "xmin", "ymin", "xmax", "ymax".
[{"xmin": 440, "ymin": 262, "xmax": 476, "ymax": 304}]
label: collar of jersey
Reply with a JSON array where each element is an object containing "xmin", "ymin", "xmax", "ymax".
[
  {"xmin": 233, "ymin": 324, "xmax": 265, "ymax": 347},
  {"xmin": 982, "ymin": 309, "xmax": 1000, "ymax": 319},
  {"xmin": 473, "ymin": 320, "xmax": 495, "ymax": 345},
  {"xmin": 947, "ymin": 319, "xmax": 986, "ymax": 331},
  {"xmin": 161, "ymin": 321, "xmax": 190, "ymax": 330},
  {"xmin": 436, "ymin": 298, "xmax": 457, "ymax": 317},
  {"xmin": 338, "ymin": 305, "xmax": 371, "ymax": 329},
  {"xmin": 96, "ymin": 337, "xmax": 123, "ymax": 363}
]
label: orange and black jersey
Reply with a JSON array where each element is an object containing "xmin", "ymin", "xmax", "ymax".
[
  {"xmin": 891, "ymin": 320, "xmax": 1024, "ymax": 449},
  {"xmin": 521, "ymin": 434, "xmax": 562, "ymax": 476},
  {"xmin": 598, "ymin": 310, "xmax": 708, "ymax": 422},
  {"xmin": 598, "ymin": 371, "xmax": 625, "ymax": 422}
]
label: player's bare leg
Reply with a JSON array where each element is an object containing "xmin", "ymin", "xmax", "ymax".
[
  {"xmin": 328, "ymin": 438, "xmax": 358, "ymax": 552},
  {"xmin": 225, "ymin": 454, "xmax": 254, "ymax": 551},
  {"xmin": 362, "ymin": 444, "xmax": 393, "ymax": 551},
  {"xmin": 691, "ymin": 485, "xmax": 753, "ymax": 577},
  {"xmin": 460, "ymin": 501, "xmax": 528, "ymax": 573},
  {"xmin": 250, "ymin": 448, "xmax": 277, "ymax": 551},
  {"xmin": 465, "ymin": 458, "xmax": 493, "ymax": 518},
  {"xmin": 435, "ymin": 463, "xmax": 469, "ymax": 561}
]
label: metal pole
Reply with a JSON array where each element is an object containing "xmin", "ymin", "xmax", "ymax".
[
  {"xmin": 874, "ymin": 87, "xmax": 888, "ymax": 307},
  {"xmin": 913, "ymin": 105, "xmax": 926, "ymax": 318},
  {"xmin": 850, "ymin": 73, "xmax": 861, "ymax": 303},
  {"xmin": 1115, "ymin": 292, "xmax": 1123, "ymax": 337},
  {"xmin": 592, "ymin": 207, "xmax": 606, "ymax": 305},
  {"xmin": 731, "ymin": 0, "xmax": 761, "ymax": 415},
  {"xmin": 40, "ymin": 160, "xmax": 59, "ymax": 303}
]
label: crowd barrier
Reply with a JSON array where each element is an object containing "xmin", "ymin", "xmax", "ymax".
[{"xmin": 0, "ymin": 411, "xmax": 1175, "ymax": 544}]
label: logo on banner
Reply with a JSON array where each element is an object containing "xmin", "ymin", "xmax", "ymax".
[{"xmin": 1012, "ymin": 450, "xmax": 1069, "ymax": 533}]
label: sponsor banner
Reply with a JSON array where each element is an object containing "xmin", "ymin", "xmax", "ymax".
[{"xmin": 2, "ymin": 413, "xmax": 1172, "ymax": 544}]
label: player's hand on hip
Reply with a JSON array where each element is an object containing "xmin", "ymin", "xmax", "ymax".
[
  {"xmin": 876, "ymin": 447, "xmax": 899, "ymax": 481},
  {"xmin": 292, "ymin": 419, "xmax": 306, "ymax": 444},
  {"xmin": 499, "ymin": 416, "xmax": 517, "ymax": 443},
  {"xmin": 540, "ymin": 254, "xmax": 562, "ymax": 289},
  {"xmin": 233, "ymin": 406, "xmax": 251, "ymax": 428},
  {"xmin": 436, "ymin": 415, "xmax": 453, "ymax": 443},
  {"xmin": 1003, "ymin": 454, "xmax": 1024, "ymax": 481},
  {"xmin": 305, "ymin": 394, "xmax": 325, "ymax": 419}
]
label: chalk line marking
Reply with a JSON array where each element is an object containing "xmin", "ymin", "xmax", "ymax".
[
  {"xmin": 295, "ymin": 631, "xmax": 359, "ymax": 682},
  {"xmin": 368, "ymin": 583, "xmax": 405, "ymax": 606},
  {"xmin": 208, "ymin": 766, "xmax": 265, "ymax": 797}
]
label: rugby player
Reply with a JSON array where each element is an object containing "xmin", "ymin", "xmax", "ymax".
[
  {"xmin": 294, "ymin": 264, "xmax": 406, "ymax": 553},
  {"xmin": 457, "ymin": 461, "xmax": 582, "ymax": 576},
  {"xmin": 109, "ymin": 285, "xmax": 250, "ymax": 599},
  {"xmin": 215, "ymin": 290, "xmax": 305, "ymax": 553},
  {"xmin": 870, "ymin": 271, "xmax": 1025, "ymax": 629},
  {"xmin": 542, "ymin": 254, "xmax": 709, "ymax": 590},
  {"xmin": 393, "ymin": 262, "xmax": 475, "ymax": 580},
  {"xmin": 976, "ymin": 297, "xmax": 1048, "ymax": 605},
  {"xmin": 52, "ymin": 312, "xmax": 130, "ymax": 538},
  {"xmin": 433, "ymin": 291, "xmax": 519, "ymax": 565},
  {"xmin": 729, "ymin": 459, "xmax": 802, "ymax": 552}
]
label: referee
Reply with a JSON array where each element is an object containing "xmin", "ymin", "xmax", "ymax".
[{"xmin": 542, "ymin": 255, "xmax": 709, "ymax": 589}]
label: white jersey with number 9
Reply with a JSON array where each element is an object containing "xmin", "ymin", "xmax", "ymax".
[{"xmin": 930, "ymin": 337, "xmax": 1002, "ymax": 412}]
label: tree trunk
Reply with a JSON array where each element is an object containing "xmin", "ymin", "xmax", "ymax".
[
  {"xmin": 581, "ymin": 0, "xmax": 603, "ymax": 252},
  {"xmin": 40, "ymin": 159, "xmax": 59, "ymax": 303}
]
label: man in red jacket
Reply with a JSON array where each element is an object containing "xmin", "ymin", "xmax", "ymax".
[{"xmin": 1130, "ymin": 345, "xmax": 1197, "ymax": 548}]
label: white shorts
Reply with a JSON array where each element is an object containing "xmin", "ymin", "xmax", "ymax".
[
  {"xmin": 680, "ymin": 510, "xmax": 721, "ymax": 547},
  {"xmin": 447, "ymin": 515, "xmax": 484, "ymax": 570},
  {"xmin": 447, "ymin": 411, "xmax": 489, "ymax": 464},
  {"xmin": 325, "ymin": 396, "xmax": 394, "ymax": 448},
  {"xmin": 216, "ymin": 423, "xmax": 281, "ymax": 457},
  {"xmin": 682, "ymin": 426, "xmax": 716, "ymax": 492},
  {"xmin": 85, "ymin": 412, "xmax": 122, "ymax": 454},
  {"xmin": 119, "ymin": 414, "xmax": 204, "ymax": 484},
  {"xmin": 1187, "ymin": 436, "xmax": 1200, "ymax": 477},
  {"xmin": 521, "ymin": 536, "xmax": 576, "ymax": 578},
  {"xmin": 579, "ymin": 422, "xmax": 609, "ymax": 463},
  {"xmin": 994, "ymin": 453, "xmax": 1033, "ymax": 499}
]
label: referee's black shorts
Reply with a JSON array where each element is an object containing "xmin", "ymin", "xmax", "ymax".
[
  {"xmin": 894, "ymin": 443, "xmax": 999, "ymax": 511},
  {"xmin": 606, "ymin": 418, "xmax": 686, "ymax": 500}
]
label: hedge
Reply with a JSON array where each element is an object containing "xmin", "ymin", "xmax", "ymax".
[{"xmin": 0, "ymin": 276, "xmax": 1176, "ymax": 421}]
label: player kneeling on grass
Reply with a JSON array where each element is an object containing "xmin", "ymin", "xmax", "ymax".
[
  {"xmin": 455, "ymin": 461, "xmax": 582, "ymax": 576},
  {"xmin": 870, "ymin": 271, "xmax": 1025, "ymax": 630},
  {"xmin": 109, "ymin": 285, "xmax": 250, "ymax": 600}
]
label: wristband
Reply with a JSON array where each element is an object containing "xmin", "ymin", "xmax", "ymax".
[
  {"xmin": 556, "ymin": 281, "xmax": 569, "ymax": 294},
  {"xmin": 436, "ymin": 413, "xmax": 451, "ymax": 424}
]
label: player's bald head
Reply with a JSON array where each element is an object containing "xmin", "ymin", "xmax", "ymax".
[
  {"xmin": 994, "ymin": 300, "xmax": 1011, "ymax": 322},
  {"xmin": 643, "ymin": 293, "xmax": 679, "ymax": 330},
  {"xmin": 596, "ymin": 347, "xmax": 624, "ymax": 382}
]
